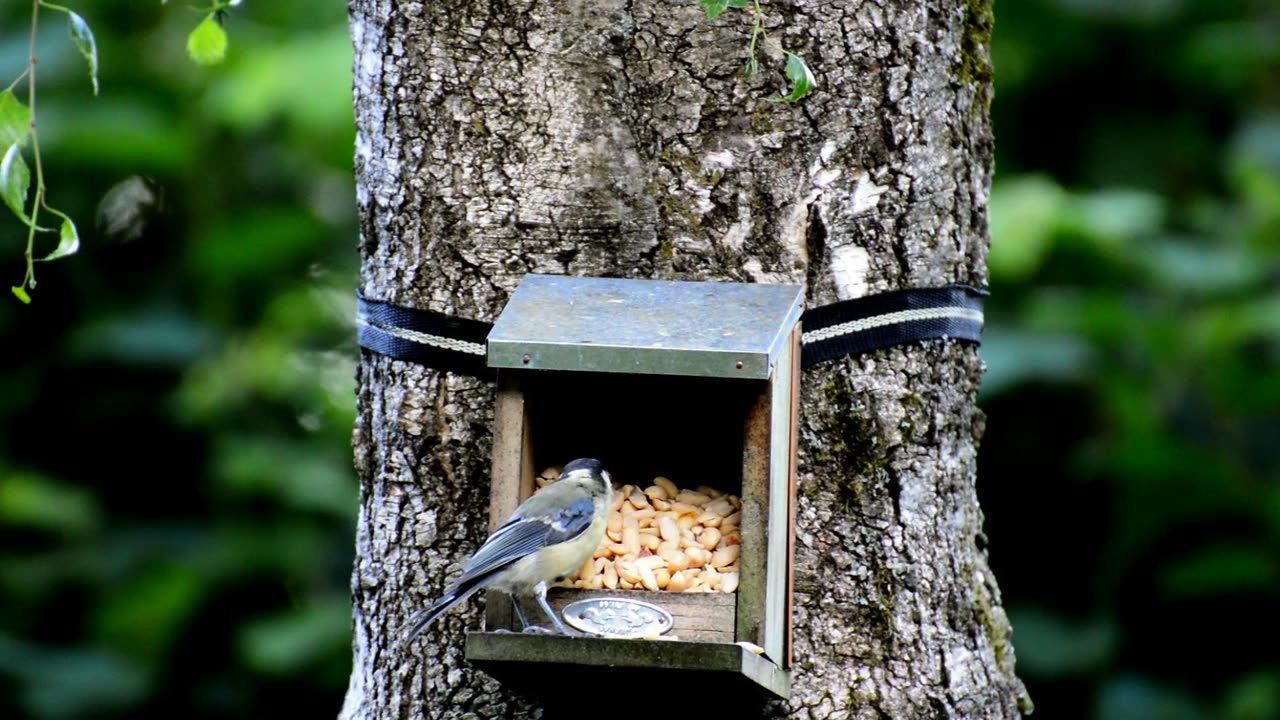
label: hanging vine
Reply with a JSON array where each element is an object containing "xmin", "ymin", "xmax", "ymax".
[
  {"xmin": 3, "ymin": 0, "xmax": 803, "ymax": 303},
  {"xmin": 2, "ymin": 0, "xmax": 238, "ymax": 304},
  {"xmin": 698, "ymin": 0, "xmax": 816, "ymax": 102}
]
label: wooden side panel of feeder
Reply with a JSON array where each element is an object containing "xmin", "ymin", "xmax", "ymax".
[
  {"xmin": 766, "ymin": 332, "xmax": 796, "ymax": 665},
  {"xmin": 485, "ymin": 371, "xmax": 535, "ymax": 631},
  {"xmin": 786, "ymin": 325, "xmax": 801, "ymax": 667},
  {"xmin": 737, "ymin": 337, "xmax": 797, "ymax": 666},
  {"xmin": 737, "ymin": 383, "xmax": 770, "ymax": 654},
  {"xmin": 547, "ymin": 588, "xmax": 736, "ymax": 643}
]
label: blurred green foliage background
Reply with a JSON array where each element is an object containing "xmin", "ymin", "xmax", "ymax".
[
  {"xmin": 980, "ymin": 1, "xmax": 1279, "ymax": 718},
  {"xmin": 0, "ymin": 0, "xmax": 1274, "ymax": 718},
  {"xmin": 0, "ymin": 2, "xmax": 357, "ymax": 717}
]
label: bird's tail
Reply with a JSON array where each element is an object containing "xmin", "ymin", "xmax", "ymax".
[{"xmin": 397, "ymin": 582, "xmax": 484, "ymax": 647}]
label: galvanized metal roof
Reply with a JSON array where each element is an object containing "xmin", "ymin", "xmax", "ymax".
[{"xmin": 487, "ymin": 275, "xmax": 803, "ymax": 379}]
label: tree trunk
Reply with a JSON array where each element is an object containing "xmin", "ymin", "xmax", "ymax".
[{"xmin": 341, "ymin": 0, "xmax": 1031, "ymax": 718}]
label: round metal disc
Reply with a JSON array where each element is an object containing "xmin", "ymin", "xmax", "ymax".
[{"xmin": 561, "ymin": 597, "xmax": 675, "ymax": 639}]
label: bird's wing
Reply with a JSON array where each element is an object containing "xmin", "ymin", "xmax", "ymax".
[
  {"xmin": 541, "ymin": 494, "xmax": 596, "ymax": 545},
  {"xmin": 453, "ymin": 495, "xmax": 596, "ymax": 587}
]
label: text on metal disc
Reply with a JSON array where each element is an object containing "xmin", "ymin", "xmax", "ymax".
[{"xmin": 561, "ymin": 597, "xmax": 674, "ymax": 638}]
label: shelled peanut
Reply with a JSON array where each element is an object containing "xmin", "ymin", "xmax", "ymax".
[{"xmin": 537, "ymin": 468, "xmax": 741, "ymax": 593}]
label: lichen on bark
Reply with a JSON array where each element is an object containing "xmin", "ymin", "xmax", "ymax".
[{"xmin": 342, "ymin": 1, "xmax": 1029, "ymax": 717}]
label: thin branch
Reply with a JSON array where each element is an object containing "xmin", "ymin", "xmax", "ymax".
[{"xmin": 22, "ymin": 0, "xmax": 44, "ymax": 290}]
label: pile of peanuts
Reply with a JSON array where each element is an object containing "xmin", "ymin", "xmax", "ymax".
[{"xmin": 535, "ymin": 468, "xmax": 742, "ymax": 593}]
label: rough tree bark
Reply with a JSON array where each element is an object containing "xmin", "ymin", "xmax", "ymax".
[{"xmin": 341, "ymin": 0, "xmax": 1032, "ymax": 718}]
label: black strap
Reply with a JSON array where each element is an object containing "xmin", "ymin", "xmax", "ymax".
[
  {"xmin": 799, "ymin": 285, "xmax": 986, "ymax": 368},
  {"xmin": 356, "ymin": 285, "xmax": 985, "ymax": 378},
  {"xmin": 357, "ymin": 295, "xmax": 495, "ymax": 378}
]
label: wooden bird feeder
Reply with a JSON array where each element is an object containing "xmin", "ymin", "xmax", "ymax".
[{"xmin": 466, "ymin": 274, "xmax": 801, "ymax": 701}]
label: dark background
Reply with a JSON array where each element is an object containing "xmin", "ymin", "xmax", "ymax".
[{"xmin": 0, "ymin": 1, "xmax": 1275, "ymax": 718}]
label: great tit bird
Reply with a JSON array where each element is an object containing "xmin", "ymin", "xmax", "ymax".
[{"xmin": 399, "ymin": 457, "xmax": 613, "ymax": 643}]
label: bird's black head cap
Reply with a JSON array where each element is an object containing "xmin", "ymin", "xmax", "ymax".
[{"xmin": 562, "ymin": 457, "xmax": 604, "ymax": 475}]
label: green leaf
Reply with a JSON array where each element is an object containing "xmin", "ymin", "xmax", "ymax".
[
  {"xmin": 11, "ymin": 285, "xmax": 30, "ymax": 304},
  {"xmin": 744, "ymin": 54, "xmax": 759, "ymax": 77},
  {"xmin": 0, "ymin": 90, "xmax": 31, "ymax": 148},
  {"xmin": 1005, "ymin": 608, "xmax": 1115, "ymax": 678},
  {"xmin": 988, "ymin": 174, "xmax": 1068, "ymax": 280},
  {"xmin": 238, "ymin": 596, "xmax": 353, "ymax": 674},
  {"xmin": 0, "ymin": 144, "xmax": 50, "ymax": 231},
  {"xmin": 0, "ymin": 472, "xmax": 101, "ymax": 534},
  {"xmin": 699, "ymin": 0, "xmax": 731, "ymax": 19},
  {"xmin": 67, "ymin": 11, "xmax": 100, "ymax": 95},
  {"xmin": 1163, "ymin": 544, "xmax": 1278, "ymax": 597},
  {"xmin": 186, "ymin": 15, "xmax": 228, "ymax": 67},
  {"xmin": 39, "ymin": 215, "xmax": 80, "ymax": 262},
  {"xmin": 95, "ymin": 564, "xmax": 202, "ymax": 662},
  {"xmin": 1, "ymin": 143, "xmax": 31, "ymax": 222},
  {"xmin": 771, "ymin": 52, "xmax": 816, "ymax": 103},
  {"xmin": 727, "ymin": 0, "xmax": 750, "ymax": 6}
]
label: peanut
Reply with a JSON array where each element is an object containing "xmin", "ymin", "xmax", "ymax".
[
  {"xmin": 616, "ymin": 560, "xmax": 642, "ymax": 585},
  {"xmin": 664, "ymin": 549, "xmax": 691, "ymax": 572},
  {"xmin": 643, "ymin": 485, "xmax": 668, "ymax": 501},
  {"xmin": 638, "ymin": 565, "xmax": 659, "ymax": 591},
  {"xmin": 667, "ymin": 570, "xmax": 690, "ymax": 592},
  {"xmin": 654, "ymin": 476, "xmax": 678, "ymax": 496},
  {"xmin": 711, "ymin": 545, "xmax": 740, "ymax": 569},
  {"xmin": 696, "ymin": 512, "xmax": 722, "ymax": 527},
  {"xmin": 654, "ymin": 568, "xmax": 671, "ymax": 589},
  {"xmin": 622, "ymin": 515, "xmax": 640, "ymax": 557},
  {"xmin": 684, "ymin": 547, "xmax": 711, "ymax": 566},
  {"xmin": 628, "ymin": 491, "xmax": 650, "ymax": 510},
  {"xmin": 658, "ymin": 515, "xmax": 680, "ymax": 542},
  {"xmin": 635, "ymin": 555, "xmax": 665, "ymax": 572},
  {"xmin": 703, "ymin": 498, "xmax": 733, "ymax": 517},
  {"xmin": 702, "ymin": 568, "xmax": 721, "ymax": 590},
  {"xmin": 563, "ymin": 471, "xmax": 747, "ymax": 593},
  {"xmin": 721, "ymin": 512, "xmax": 741, "ymax": 531},
  {"xmin": 676, "ymin": 490, "xmax": 711, "ymax": 506}
]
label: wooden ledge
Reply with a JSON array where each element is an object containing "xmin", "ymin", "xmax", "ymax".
[{"xmin": 465, "ymin": 632, "xmax": 790, "ymax": 701}]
